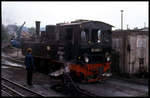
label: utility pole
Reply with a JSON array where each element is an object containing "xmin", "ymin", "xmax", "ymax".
[
  {"xmin": 121, "ymin": 10, "xmax": 124, "ymax": 30},
  {"xmin": 144, "ymin": 22, "xmax": 146, "ymax": 28},
  {"xmin": 127, "ymin": 24, "xmax": 129, "ymax": 30}
]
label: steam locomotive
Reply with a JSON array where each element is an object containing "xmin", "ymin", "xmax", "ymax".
[{"xmin": 22, "ymin": 20, "xmax": 113, "ymax": 82}]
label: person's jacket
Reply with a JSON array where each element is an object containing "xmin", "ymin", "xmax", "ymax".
[{"xmin": 25, "ymin": 53, "xmax": 35, "ymax": 70}]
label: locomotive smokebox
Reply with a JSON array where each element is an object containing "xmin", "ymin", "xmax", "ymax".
[{"xmin": 35, "ymin": 21, "xmax": 40, "ymax": 36}]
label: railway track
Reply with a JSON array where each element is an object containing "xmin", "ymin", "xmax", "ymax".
[
  {"xmin": 77, "ymin": 86, "xmax": 99, "ymax": 97},
  {"xmin": 52, "ymin": 73, "xmax": 98, "ymax": 97},
  {"xmin": 2, "ymin": 63, "xmax": 25, "ymax": 69},
  {"xmin": 2, "ymin": 53, "xmax": 25, "ymax": 69},
  {"xmin": 1, "ymin": 77, "xmax": 45, "ymax": 97},
  {"xmin": 2, "ymin": 55, "xmax": 24, "ymax": 65}
]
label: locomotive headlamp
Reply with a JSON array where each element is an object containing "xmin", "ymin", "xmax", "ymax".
[
  {"xmin": 78, "ymin": 56, "xmax": 81, "ymax": 59},
  {"xmin": 85, "ymin": 57, "xmax": 89, "ymax": 63},
  {"xmin": 88, "ymin": 40, "xmax": 91, "ymax": 44},
  {"xmin": 46, "ymin": 46, "xmax": 51, "ymax": 51},
  {"xmin": 97, "ymin": 40, "xmax": 101, "ymax": 43},
  {"xmin": 107, "ymin": 57, "xmax": 110, "ymax": 61}
]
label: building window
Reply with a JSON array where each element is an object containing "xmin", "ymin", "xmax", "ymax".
[{"xmin": 137, "ymin": 38, "xmax": 146, "ymax": 48}]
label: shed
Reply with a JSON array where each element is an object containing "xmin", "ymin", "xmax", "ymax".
[{"xmin": 112, "ymin": 30, "xmax": 149, "ymax": 75}]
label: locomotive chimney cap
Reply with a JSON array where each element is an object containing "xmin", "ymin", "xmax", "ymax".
[{"xmin": 36, "ymin": 21, "xmax": 40, "ymax": 22}]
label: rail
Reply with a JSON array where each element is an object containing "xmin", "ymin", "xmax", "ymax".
[
  {"xmin": 1, "ymin": 89, "xmax": 12, "ymax": 96},
  {"xmin": 2, "ymin": 63, "xmax": 25, "ymax": 69},
  {"xmin": 1, "ymin": 77, "xmax": 45, "ymax": 97},
  {"xmin": 2, "ymin": 55, "xmax": 24, "ymax": 64}
]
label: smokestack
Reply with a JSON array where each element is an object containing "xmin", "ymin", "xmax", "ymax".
[
  {"xmin": 121, "ymin": 10, "xmax": 124, "ymax": 30},
  {"xmin": 35, "ymin": 21, "xmax": 40, "ymax": 36},
  {"xmin": 144, "ymin": 22, "xmax": 146, "ymax": 28}
]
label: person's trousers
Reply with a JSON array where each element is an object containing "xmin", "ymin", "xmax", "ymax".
[{"xmin": 27, "ymin": 69, "xmax": 33, "ymax": 85}]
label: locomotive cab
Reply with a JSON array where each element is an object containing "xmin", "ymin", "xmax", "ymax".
[{"xmin": 58, "ymin": 20, "xmax": 113, "ymax": 82}]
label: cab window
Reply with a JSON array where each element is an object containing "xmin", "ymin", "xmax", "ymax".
[
  {"xmin": 97, "ymin": 29, "xmax": 101, "ymax": 43},
  {"xmin": 80, "ymin": 29, "xmax": 89, "ymax": 43},
  {"xmin": 81, "ymin": 30, "xmax": 86, "ymax": 42}
]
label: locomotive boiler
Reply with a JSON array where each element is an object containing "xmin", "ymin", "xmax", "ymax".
[{"xmin": 22, "ymin": 20, "xmax": 113, "ymax": 82}]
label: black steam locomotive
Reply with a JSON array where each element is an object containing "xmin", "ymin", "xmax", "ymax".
[{"xmin": 22, "ymin": 20, "xmax": 113, "ymax": 82}]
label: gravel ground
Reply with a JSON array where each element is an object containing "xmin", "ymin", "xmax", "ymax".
[{"xmin": 77, "ymin": 78, "xmax": 148, "ymax": 97}]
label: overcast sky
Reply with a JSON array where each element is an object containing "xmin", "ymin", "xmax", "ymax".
[{"xmin": 2, "ymin": 1, "xmax": 149, "ymax": 30}]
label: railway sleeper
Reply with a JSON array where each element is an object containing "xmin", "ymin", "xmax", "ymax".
[{"xmin": 1, "ymin": 89, "xmax": 12, "ymax": 96}]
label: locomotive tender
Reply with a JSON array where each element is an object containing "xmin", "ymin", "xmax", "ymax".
[{"xmin": 22, "ymin": 20, "xmax": 113, "ymax": 82}]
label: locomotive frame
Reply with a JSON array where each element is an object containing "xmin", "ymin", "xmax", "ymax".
[{"xmin": 22, "ymin": 20, "xmax": 113, "ymax": 82}]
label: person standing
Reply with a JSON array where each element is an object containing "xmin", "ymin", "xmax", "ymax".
[{"xmin": 25, "ymin": 48, "xmax": 35, "ymax": 86}]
